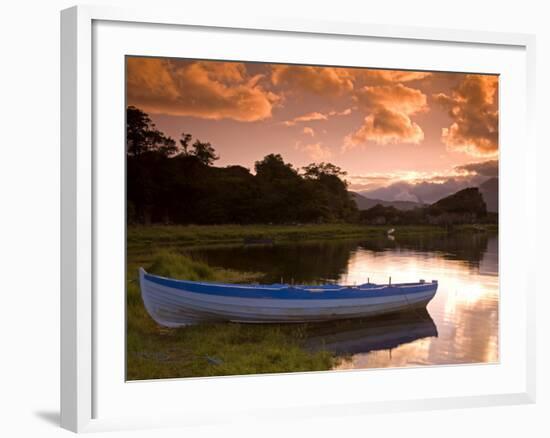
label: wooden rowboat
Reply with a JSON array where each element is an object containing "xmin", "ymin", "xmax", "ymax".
[{"xmin": 139, "ymin": 268, "xmax": 438, "ymax": 327}]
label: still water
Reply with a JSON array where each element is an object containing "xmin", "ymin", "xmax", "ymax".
[{"xmin": 187, "ymin": 232, "xmax": 499, "ymax": 369}]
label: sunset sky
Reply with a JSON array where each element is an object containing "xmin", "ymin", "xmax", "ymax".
[{"xmin": 126, "ymin": 56, "xmax": 499, "ymax": 204}]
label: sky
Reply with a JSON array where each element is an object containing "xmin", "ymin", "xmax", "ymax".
[{"xmin": 126, "ymin": 56, "xmax": 499, "ymax": 204}]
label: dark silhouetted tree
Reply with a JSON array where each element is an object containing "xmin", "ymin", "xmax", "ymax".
[
  {"xmin": 126, "ymin": 106, "xmax": 177, "ymax": 157},
  {"xmin": 255, "ymin": 154, "xmax": 299, "ymax": 181},
  {"xmin": 302, "ymin": 162, "xmax": 346, "ymax": 179},
  {"xmin": 179, "ymin": 132, "xmax": 193, "ymax": 156},
  {"xmin": 192, "ymin": 140, "xmax": 219, "ymax": 166}
]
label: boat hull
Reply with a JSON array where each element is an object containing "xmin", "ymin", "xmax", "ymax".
[{"xmin": 139, "ymin": 269, "xmax": 438, "ymax": 327}]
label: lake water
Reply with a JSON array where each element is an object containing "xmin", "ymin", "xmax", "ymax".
[{"xmin": 186, "ymin": 232, "xmax": 499, "ymax": 369}]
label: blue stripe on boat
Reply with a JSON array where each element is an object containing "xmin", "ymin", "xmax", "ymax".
[{"xmin": 143, "ymin": 272, "xmax": 437, "ymax": 300}]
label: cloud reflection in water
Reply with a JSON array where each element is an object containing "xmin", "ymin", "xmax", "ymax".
[{"xmin": 335, "ymin": 236, "xmax": 498, "ymax": 369}]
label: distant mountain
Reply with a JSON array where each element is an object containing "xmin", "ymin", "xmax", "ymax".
[
  {"xmin": 357, "ymin": 186, "xmax": 495, "ymax": 226},
  {"xmin": 350, "ymin": 191, "xmax": 423, "ymax": 211},
  {"xmin": 479, "ymin": 177, "xmax": 498, "ymax": 213},
  {"xmin": 427, "ymin": 187, "xmax": 486, "ymax": 216}
]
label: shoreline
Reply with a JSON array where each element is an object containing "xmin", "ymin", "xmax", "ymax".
[{"xmin": 128, "ymin": 223, "xmax": 498, "ymax": 250}]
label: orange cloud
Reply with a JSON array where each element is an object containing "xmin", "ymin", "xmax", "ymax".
[
  {"xmin": 273, "ymin": 65, "xmax": 432, "ymax": 144},
  {"xmin": 454, "ymin": 159, "xmax": 498, "ymax": 177},
  {"xmin": 272, "ymin": 65, "xmax": 354, "ymax": 96},
  {"xmin": 345, "ymin": 108, "xmax": 424, "ymax": 147},
  {"xmin": 328, "ymin": 108, "xmax": 352, "ymax": 116},
  {"xmin": 354, "ymin": 69, "xmax": 432, "ymax": 85},
  {"xmin": 295, "ymin": 141, "xmax": 333, "ymax": 161},
  {"xmin": 303, "ymin": 127, "xmax": 315, "ymax": 137},
  {"xmin": 283, "ymin": 112, "xmax": 328, "ymax": 126},
  {"xmin": 283, "ymin": 108, "xmax": 352, "ymax": 126},
  {"xmin": 434, "ymin": 75, "xmax": 499, "ymax": 157},
  {"xmin": 271, "ymin": 65, "xmax": 431, "ymax": 98},
  {"xmin": 355, "ymin": 84, "xmax": 428, "ymax": 115},
  {"xmin": 126, "ymin": 57, "xmax": 279, "ymax": 121},
  {"xmin": 345, "ymin": 83, "xmax": 428, "ymax": 147}
]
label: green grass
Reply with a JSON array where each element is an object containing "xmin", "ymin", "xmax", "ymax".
[
  {"xmin": 127, "ymin": 223, "xmax": 457, "ymax": 251},
  {"xmin": 145, "ymin": 250, "xmax": 260, "ymax": 283},
  {"xmin": 126, "ymin": 250, "xmax": 336, "ymax": 380},
  {"xmin": 127, "ymin": 321, "xmax": 335, "ymax": 380},
  {"xmin": 453, "ymin": 223, "xmax": 499, "ymax": 233}
]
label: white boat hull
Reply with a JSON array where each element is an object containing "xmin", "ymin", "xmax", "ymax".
[{"xmin": 139, "ymin": 269, "xmax": 438, "ymax": 327}]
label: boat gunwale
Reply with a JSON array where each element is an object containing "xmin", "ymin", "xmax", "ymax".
[{"xmin": 140, "ymin": 268, "xmax": 438, "ymax": 301}]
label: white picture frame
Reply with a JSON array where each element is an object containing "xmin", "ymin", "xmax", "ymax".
[{"xmin": 60, "ymin": 4, "xmax": 537, "ymax": 433}]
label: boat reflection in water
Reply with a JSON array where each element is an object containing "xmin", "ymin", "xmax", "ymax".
[{"xmin": 304, "ymin": 308, "xmax": 437, "ymax": 358}]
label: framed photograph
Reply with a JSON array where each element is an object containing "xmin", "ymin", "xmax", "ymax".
[{"xmin": 61, "ymin": 5, "xmax": 536, "ymax": 432}]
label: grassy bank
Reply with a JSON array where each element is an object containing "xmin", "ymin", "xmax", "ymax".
[
  {"xmin": 126, "ymin": 251, "xmax": 336, "ymax": 380},
  {"xmin": 127, "ymin": 223, "xmax": 484, "ymax": 250}
]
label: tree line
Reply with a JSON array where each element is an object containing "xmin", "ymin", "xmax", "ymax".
[{"xmin": 126, "ymin": 106, "xmax": 358, "ymax": 225}]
